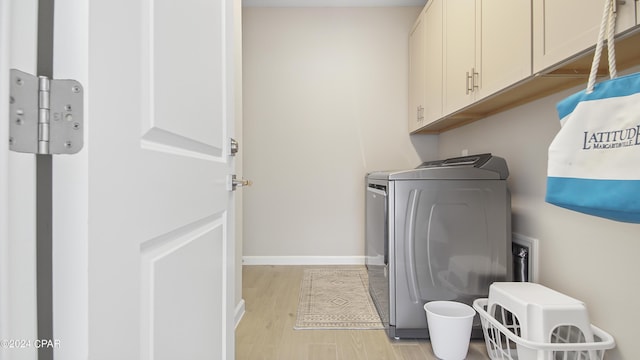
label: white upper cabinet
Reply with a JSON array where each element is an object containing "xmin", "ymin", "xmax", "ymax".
[
  {"xmin": 410, "ymin": 0, "xmax": 640, "ymax": 133},
  {"xmin": 443, "ymin": 0, "xmax": 531, "ymax": 116},
  {"xmin": 533, "ymin": 0, "xmax": 637, "ymax": 73},
  {"xmin": 443, "ymin": 0, "xmax": 476, "ymax": 115},
  {"xmin": 423, "ymin": 0, "xmax": 443, "ymax": 127},
  {"xmin": 408, "ymin": 12, "xmax": 426, "ymax": 133},
  {"xmin": 476, "ymin": 1, "xmax": 532, "ymax": 100}
]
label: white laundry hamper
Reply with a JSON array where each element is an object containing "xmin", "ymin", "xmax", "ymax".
[{"xmin": 473, "ymin": 282, "xmax": 615, "ymax": 360}]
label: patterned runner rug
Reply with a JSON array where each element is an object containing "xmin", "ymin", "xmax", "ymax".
[{"xmin": 294, "ymin": 268, "xmax": 384, "ymax": 330}]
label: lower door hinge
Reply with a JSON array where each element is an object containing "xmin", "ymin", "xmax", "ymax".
[{"xmin": 9, "ymin": 69, "xmax": 84, "ymax": 155}]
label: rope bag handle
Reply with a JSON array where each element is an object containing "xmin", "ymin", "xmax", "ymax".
[{"xmin": 587, "ymin": 0, "xmax": 618, "ymax": 93}]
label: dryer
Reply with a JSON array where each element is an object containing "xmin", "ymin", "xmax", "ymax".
[{"xmin": 365, "ymin": 153, "xmax": 512, "ymax": 339}]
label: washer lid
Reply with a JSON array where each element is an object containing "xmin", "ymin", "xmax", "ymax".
[{"xmin": 367, "ymin": 153, "xmax": 509, "ymax": 180}]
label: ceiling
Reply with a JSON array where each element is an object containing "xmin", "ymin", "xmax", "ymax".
[{"xmin": 242, "ymin": 0, "xmax": 427, "ymax": 7}]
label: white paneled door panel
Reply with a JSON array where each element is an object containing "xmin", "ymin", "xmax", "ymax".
[
  {"xmin": 140, "ymin": 216, "xmax": 226, "ymax": 360},
  {"xmin": 52, "ymin": 0, "xmax": 237, "ymax": 360},
  {"xmin": 142, "ymin": 0, "xmax": 226, "ymax": 154}
]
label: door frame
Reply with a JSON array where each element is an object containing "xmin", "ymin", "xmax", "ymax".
[
  {"xmin": 1, "ymin": 1, "xmax": 40, "ymax": 358},
  {"xmin": 0, "ymin": 0, "xmax": 11, "ymax": 352}
]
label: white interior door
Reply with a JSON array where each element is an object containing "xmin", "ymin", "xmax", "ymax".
[{"xmin": 51, "ymin": 0, "xmax": 237, "ymax": 359}]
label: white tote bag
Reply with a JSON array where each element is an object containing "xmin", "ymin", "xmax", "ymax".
[{"xmin": 546, "ymin": 0, "xmax": 640, "ymax": 223}]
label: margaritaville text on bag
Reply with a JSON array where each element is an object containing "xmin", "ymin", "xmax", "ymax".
[{"xmin": 582, "ymin": 125, "xmax": 640, "ymax": 150}]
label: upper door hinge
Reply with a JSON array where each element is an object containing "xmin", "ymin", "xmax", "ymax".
[{"xmin": 9, "ymin": 69, "xmax": 84, "ymax": 155}]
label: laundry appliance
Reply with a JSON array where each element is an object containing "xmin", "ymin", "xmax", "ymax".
[{"xmin": 365, "ymin": 153, "xmax": 512, "ymax": 339}]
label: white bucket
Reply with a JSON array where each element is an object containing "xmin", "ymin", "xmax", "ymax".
[{"xmin": 424, "ymin": 301, "xmax": 476, "ymax": 360}]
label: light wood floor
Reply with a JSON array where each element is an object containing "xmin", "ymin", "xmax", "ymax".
[{"xmin": 235, "ymin": 265, "xmax": 490, "ymax": 360}]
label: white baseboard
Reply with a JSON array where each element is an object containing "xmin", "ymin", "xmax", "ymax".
[
  {"xmin": 234, "ymin": 299, "xmax": 245, "ymax": 329},
  {"xmin": 242, "ymin": 256, "xmax": 365, "ymax": 266}
]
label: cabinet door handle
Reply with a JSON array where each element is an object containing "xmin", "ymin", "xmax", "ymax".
[
  {"xmin": 472, "ymin": 68, "xmax": 479, "ymax": 92},
  {"xmin": 466, "ymin": 69, "xmax": 479, "ymax": 94}
]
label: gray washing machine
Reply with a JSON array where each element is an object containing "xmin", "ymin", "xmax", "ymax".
[{"xmin": 365, "ymin": 153, "xmax": 512, "ymax": 339}]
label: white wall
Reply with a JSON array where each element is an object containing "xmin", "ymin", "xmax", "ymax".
[
  {"xmin": 438, "ymin": 81, "xmax": 640, "ymax": 360},
  {"xmin": 242, "ymin": 7, "xmax": 437, "ymax": 264}
]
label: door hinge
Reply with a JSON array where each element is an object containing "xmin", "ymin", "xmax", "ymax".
[{"xmin": 9, "ymin": 69, "xmax": 84, "ymax": 155}]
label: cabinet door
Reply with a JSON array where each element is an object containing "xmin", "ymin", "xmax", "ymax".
[
  {"xmin": 423, "ymin": 0, "xmax": 443, "ymax": 126},
  {"xmin": 408, "ymin": 13, "xmax": 426, "ymax": 133},
  {"xmin": 443, "ymin": 0, "xmax": 476, "ymax": 116},
  {"xmin": 533, "ymin": 0, "xmax": 637, "ymax": 73},
  {"xmin": 476, "ymin": 0, "xmax": 531, "ymax": 100}
]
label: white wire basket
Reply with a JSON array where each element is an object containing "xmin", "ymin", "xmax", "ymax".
[{"xmin": 473, "ymin": 298, "xmax": 615, "ymax": 360}]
